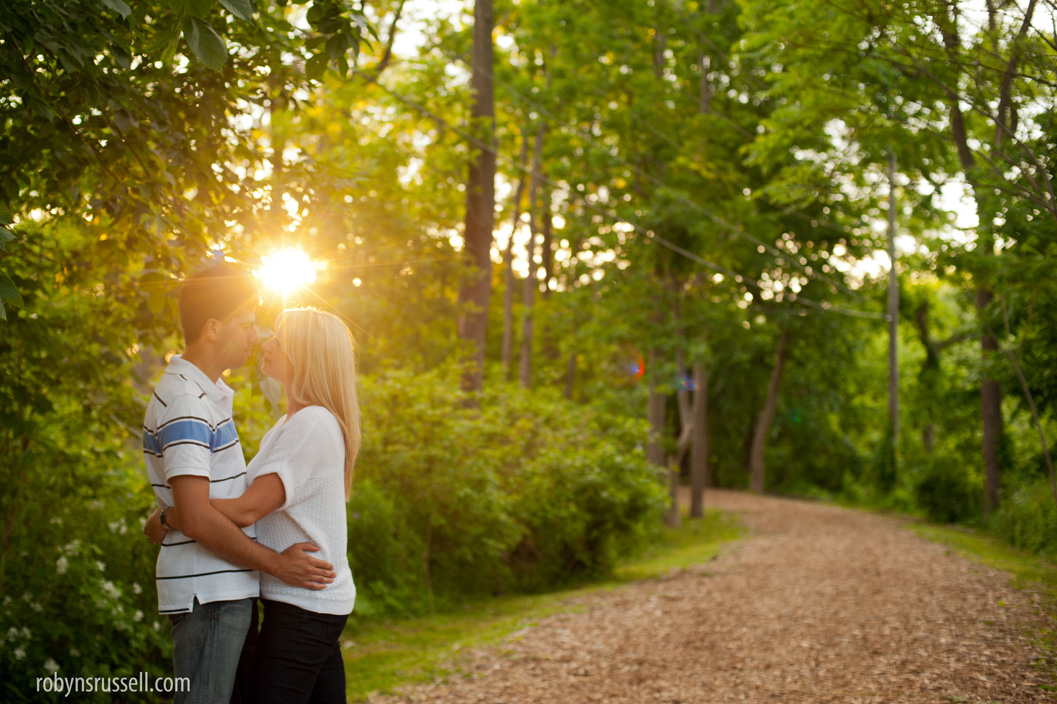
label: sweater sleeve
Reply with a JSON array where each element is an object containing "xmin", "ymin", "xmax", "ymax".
[{"xmin": 252, "ymin": 407, "xmax": 343, "ymax": 511}]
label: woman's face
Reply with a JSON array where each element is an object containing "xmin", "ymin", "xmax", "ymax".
[{"xmin": 260, "ymin": 333, "xmax": 295, "ymax": 388}]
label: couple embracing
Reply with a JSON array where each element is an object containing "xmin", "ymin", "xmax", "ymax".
[{"xmin": 141, "ymin": 265, "xmax": 359, "ymax": 703}]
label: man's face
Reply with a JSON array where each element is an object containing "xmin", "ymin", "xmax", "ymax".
[{"xmin": 216, "ymin": 306, "xmax": 260, "ymax": 371}]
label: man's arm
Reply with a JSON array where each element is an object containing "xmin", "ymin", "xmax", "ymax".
[{"xmin": 169, "ymin": 475, "xmax": 335, "ymax": 589}]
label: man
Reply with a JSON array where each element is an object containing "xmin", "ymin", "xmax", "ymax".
[{"xmin": 142, "ymin": 264, "xmax": 335, "ymax": 704}]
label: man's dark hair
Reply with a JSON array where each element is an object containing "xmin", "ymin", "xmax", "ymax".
[{"xmin": 178, "ymin": 264, "xmax": 259, "ymax": 344}]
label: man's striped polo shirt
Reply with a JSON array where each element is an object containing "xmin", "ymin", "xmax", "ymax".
[{"xmin": 142, "ymin": 354, "xmax": 258, "ymax": 614}]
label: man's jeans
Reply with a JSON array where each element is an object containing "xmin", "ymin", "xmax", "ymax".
[{"xmin": 170, "ymin": 597, "xmax": 253, "ymax": 704}]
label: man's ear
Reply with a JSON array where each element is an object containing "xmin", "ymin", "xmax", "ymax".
[{"xmin": 202, "ymin": 318, "xmax": 221, "ymax": 343}]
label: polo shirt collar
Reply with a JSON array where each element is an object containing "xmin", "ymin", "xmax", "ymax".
[{"xmin": 165, "ymin": 354, "xmax": 234, "ymax": 404}]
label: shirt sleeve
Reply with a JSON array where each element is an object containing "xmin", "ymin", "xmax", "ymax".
[
  {"xmin": 156, "ymin": 394, "xmax": 215, "ymax": 481},
  {"xmin": 253, "ymin": 408, "xmax": 342, "ymax": 511}
]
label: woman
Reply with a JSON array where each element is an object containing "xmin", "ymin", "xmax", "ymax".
[{"xmin": 148, "ymin": 308, "xmax": 360, "ymax": 703}]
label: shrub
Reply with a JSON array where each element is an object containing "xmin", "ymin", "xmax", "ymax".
[
  {"xmin": 344, "ymin": 368, "xmax": 667, "ymax": 616},
  {"xmin": 0, "ymin": 410, "xmax": 170, "ymax": 703},
  {"xmin": 989, "ymin": 477, "xmax": 1057, "ymax": 561},
  {"xmin": 912, "ymin": 457, "xmax": 981, "ymax": 524},
  {"xmin": 345, "ymin": 480, "xmax": 426, "ymax": 616}
]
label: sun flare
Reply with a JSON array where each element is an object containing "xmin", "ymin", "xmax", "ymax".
[{"xmin": 257, "ymin": 248, "xmax": 319, "ymax": 296}]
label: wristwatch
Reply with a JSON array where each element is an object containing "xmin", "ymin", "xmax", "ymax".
[{"xmin": 160, "ymin": 507, "xmax": 171, "ymax": 530}]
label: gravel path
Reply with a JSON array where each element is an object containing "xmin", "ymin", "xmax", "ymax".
[{"xmin": 370, "ymin": 490, "xmax": 1054, "ymax": 703}]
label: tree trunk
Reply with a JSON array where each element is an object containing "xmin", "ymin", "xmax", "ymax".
[
  {"xmin": 662, "ymin": 305, "xmax": 694, "ymax": 527},
  {"xmin": 690, "ymin": 360, "xmax": 709, "ymax": 518},
  {"xmin": 887, "ymin": 147, "xmax": 900, "ymax": 472},
  {"xmin": 564, "ymin": 350, "xmax": 577, "ymax": 400},
  {"xmin": 914, "ymin": 299, "xmax": 938, "ymax": 455},
  {"xmin": 648, "ymin": 352, "xmax": 673, "ymax": 526},
  {"xmin": 519, "ymin": 123, "xmax": 545, "ymax": 389},
  {"xmin": 541, "ymin": 193, "xmax": 554, "ymax": 299},
  {"xmin": 563, "ymin": 235, "xmax": 584, "ymax": 401},
  {"xmin": 646, "ymin": 349, "xmax": 667, "ymax": 471},
  {"xmin": 937, "ymin": 1, "xmax": 1003, "ymax": 514},
  {"xmin": 518, "ymin": 213, "xmax": 536, "ymax": 389},
  {"xmin": 539, "ymin": 190, "xmax": 560, "ymax": 363},
  {"xmin": 502, "ymin": 134, "xmax": 529, "ymax": 381},
  {"xmin": 978, "ymin": 288, "xmax": 1003, "ymax": 513},
  {"xmin": 456, "ymin": 0, "xmax": 496, "ymax": 395},
  {"xmin": 665, "ymin": 457, "xmax": 682, "ymax": 528},
  {"xmin": 749, "ymin": 328, "xmax": 791, "ymax": 493}
]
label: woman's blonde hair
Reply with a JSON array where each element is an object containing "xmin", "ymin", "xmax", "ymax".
[{"xmin": 275, "ymin": 308, "xmax": 361, "ymax": 500}]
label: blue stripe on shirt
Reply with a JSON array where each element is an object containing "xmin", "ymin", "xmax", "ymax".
[
  {"xmin": 212, "ymin": 421, "xmax": 239, "ymax": 451},
  {"xmin": 143, "ymin": 431, "xmax": 162, "ymax": 456},
  {"xmin": 158, "ymin": 419, "xmax": 213, "ymax": 451}
]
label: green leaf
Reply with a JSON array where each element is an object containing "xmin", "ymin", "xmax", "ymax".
[
  {"xmin": 147, "ymin": 292, "xmax": 166, "ymax": 315},
  {"xmin": 325, "ymin": 32, "xmax": 348, "ymax": 60},
  {"xmin": 183, "ymin": 17, "xmax": 228, "ymax": 71},
  {"xmin": 0, "ymin": 226, "xmax": 15, "ymax": 253},
  {"xmin": 0, "ymin": 270, "xmax": 24, "ymax": 308},
  {"xmin": 0, "ymin": 204, "xmax": 12, "ymax": 225},
  {"xmin": 188, "ymin": 0, "xmax": 215, "ymax": 18},
  {"xmin": 99, "ymin": 0, "xmax": 132, "ymax": 18},
  {"xmin": 305, "ymin": 2, "xmax": 327, "ymax": 24},
  {"xmin": 110, "ymin": 44, "xmax": 132, "ymax": 70},
  {"xmin": 218, "ymin": 0, "xmax": 254, "ymax": 21},
  {"xmin": 112, "ymin": 109, "xmax": 132, "ymax": 134},
  {"xmin": 305, "ymin": 53, "xmax": 328, "ymax": 81}
]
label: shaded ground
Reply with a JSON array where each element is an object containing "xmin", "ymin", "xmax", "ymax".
[{"xmin": 368, "ymin": 490, "xmax": 1054, "ymax": 703}]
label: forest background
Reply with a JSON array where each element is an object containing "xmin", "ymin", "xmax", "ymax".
[{"xmin": 1, "ymin": 0, "xmax": 1056, "ymax": 699}]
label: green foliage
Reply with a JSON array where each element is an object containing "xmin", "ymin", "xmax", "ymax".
[
  {"xmin": 345, "ymin": 480, "xmax": 425, "ymax": 617},
  {"xmin": 988, "ymin": 478, "xmax": 1057, "ymax": 561},
  {"xmin": 912, "ymin": 458, "xmax": 982, "ymax": 525},
  {"xmin": 0, "ymin": 222, "xmax": 170, "ymax": 700},
  {"xmin": 0, "ymin": 449, "xmax": 167, "ymax": 703},
  {"xmin": 0, "ymin": 0, "xmax": 376, "ymax": 321},
  {"xmin": 333, "ymin": 369, "xmax": 666, "ymax": 616},
  {"xmin": 870, "ymin": 424, "xmax": 898, "ymax": 494}
]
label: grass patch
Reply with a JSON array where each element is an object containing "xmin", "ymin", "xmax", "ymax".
[
  {"xmin": 908, "ymin": 521, "xmax": 1057, "ymax": 691},
  {"xmin": 908, "ymin": 522, "xmax": 1057, "ymax": 595},
  {"xmin": 341, "ymin": 508, "xmax": 744, "ymax": 701}
]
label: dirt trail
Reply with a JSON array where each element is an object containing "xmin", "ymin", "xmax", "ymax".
[{"xmin": 371, "ymin": 490, "xmax": 1054, "ymax": 703}]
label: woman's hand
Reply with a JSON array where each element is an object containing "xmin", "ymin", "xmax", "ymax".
[{"xmin": 144, "ymin": 506, "xmax": 168, "ymax": 545}]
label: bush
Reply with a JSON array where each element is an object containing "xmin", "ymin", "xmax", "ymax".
[
  {"xmin": 0, "ymin": 410, "xmax": 170, "ymax": 703},
  {"xmin": 344, "ymin": 368, "xmax": 667, "ymax": 616},
  {"xmin": 912, "ymin": 457, "xmax": 981, "ymax": 524},
  {"xmin": 989, "ymin": 477, "xmax": 1057, "ymax": 560},
  {"xmin": 345, "ymin": 480, "xmax": 426, "ymax": 616},
  {"xmin": 0, "ymin": 222, "xmax": 173, "ymax": 701}
]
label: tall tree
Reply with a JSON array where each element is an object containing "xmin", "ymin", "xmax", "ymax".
[{"xmin": 457, "ymin": 0, "xmax": 497, "ymax": 394}]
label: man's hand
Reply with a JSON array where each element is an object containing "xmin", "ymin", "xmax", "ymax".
[
  {"xmin": 144, "ymin": 507, "xmax": 167, "ymax": 545},
  {"xmin": 275, "ymin": 543, "xmax": 336, "ymax": 590}
]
